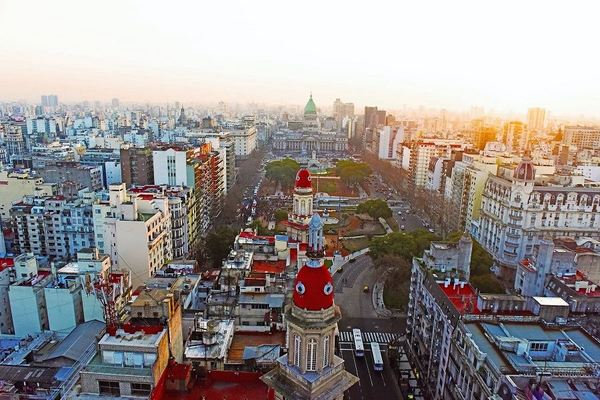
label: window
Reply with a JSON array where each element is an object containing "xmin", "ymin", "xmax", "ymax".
[
  {"xmin": 98, "ymin": 380, "xmax": 120, "ymax": 396},
  {"xmin": 131, "ymin": 383, "xmax": 151, "ymax": 396},
  {"xmin": 530, "ymin": 342, "xmax": 548, "ymax": 352},
  {"xmin": 294, "ymin": 335, "xmax": 301, "ymax": 367},
  {"xmin": 323, "ymin": 336, "xmax": 330, "ymax": 368},
  {"xmin": 306, "ymin": 338, "xmax": 317, "ymax": 371}
]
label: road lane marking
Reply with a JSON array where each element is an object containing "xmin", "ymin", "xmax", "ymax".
[
  {"xmin": 363, "ymin": 350, "xmax": 374, "ymax": 387},
  {"xmin": 350, "ymin": 347, "xmax": 361, "ymax": 388}
]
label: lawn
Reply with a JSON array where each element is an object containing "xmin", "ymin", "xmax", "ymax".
[{"xmin": 341, "ymin": 237, "xmax": 371, "ymax": 253}]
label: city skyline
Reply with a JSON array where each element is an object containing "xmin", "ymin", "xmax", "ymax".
[{"xmin": 2, "ymin": 0, "xmax": 600, "ymax": 117}]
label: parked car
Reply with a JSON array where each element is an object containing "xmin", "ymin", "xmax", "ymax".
[
  {"xmin": 363, "ymin": 285, "xmax": 370, "ymax": 293},
  {"xmin": 401, "ymin": 225, "xmax": 405, "ymax": 230}
]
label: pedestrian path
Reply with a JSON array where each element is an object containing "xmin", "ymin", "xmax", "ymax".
[{"xmin": 338, "ymin": 331, "xmax": 401, "ymax": 344}]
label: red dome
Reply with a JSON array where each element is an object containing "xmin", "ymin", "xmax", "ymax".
[
  {"xmin": 293, "ymin": 262, "xmax": 334, "ymax": 311},
  {"xmin": 513, "ymin": 157, "xmax": 535, "ymax": 181},
  {"xmin": 295, "ymin": 169, "xmax": 312, "ymax": 189}
]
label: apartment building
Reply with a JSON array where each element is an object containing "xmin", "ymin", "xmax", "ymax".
[
  {"xmin": 477, "ymin": 157, "xmax": 600, "ymax": 281},
  {"xmin": 93, "ymin": 184, "xmax": 172, "ymax": 288},
  {"xmin": 80, "ymin": 325, "xmax": 170, "ymax": 398}
]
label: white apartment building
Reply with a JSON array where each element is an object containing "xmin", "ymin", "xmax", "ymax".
[
  {"xmin": 9, "ymin": 270, "xmax": 53, "ymax": 337},
  {"xmin": 477, "ymin": 157, "xmax": 600, "ymax": 281},
  {"xmin": 0, "ymin": 169, "xmax": 55, "ymax": 220},
  {"xmin": 152, "ymin": 147, "xmax": 190, "ymax": 187},
  {"xmin": 230, "ymin": 126, "xmax": 257, "ymax": 158},
  {"xmin": 93, "ymin": 184, "xmax": 172, "ymax": 288}
]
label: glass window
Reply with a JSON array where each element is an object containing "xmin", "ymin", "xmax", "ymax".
[
  {"xmin": 294, "ymin": 335, "xmax": 301, "ymax": 367},
  {"xmin": 131, "ymin": 383, "xmax": 151, "ymax": 396},
  {"xmin": 98, "ymin": 381, "xmax": 120, "ymax": 396},
  {"xmin": 323, "ymin": 336, "xmax": 330, "ymax": 368},
  {"xmin": 306, "ymin": 338, "xmax": 317, "ymax": 371}
]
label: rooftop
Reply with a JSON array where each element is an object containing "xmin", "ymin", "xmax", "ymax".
[
  {"xmin": 227, "ymin": 331, "xmax": 286, "ymax": 364},
  {"xmin": 532, "ymin": 296, "xmax": 569, "ymax": 307},
  {"xmin": 438, "ymin": 281, "xmax": 480, "ymax": 314},
  {"xmin": 251, "ymin": 259, "xmax": 286, "ymax": 274},
  {"xmin": 156, "ymin": 370, "xmax": 270, "ymax": 400},
  {"xmin": 99, "ymin": 326, "xmax": 165, "ymax": 349}
]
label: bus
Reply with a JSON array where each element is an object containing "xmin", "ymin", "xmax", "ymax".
[
  {"xmin": 352, "ymin": 329, "xmax": 364, "ymax": 357},
  {"xmin": 370, "ymin": 342, "xmax": 384, "ymax": 371}
]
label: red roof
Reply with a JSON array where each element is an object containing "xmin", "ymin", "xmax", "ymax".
[
  {"xmin": 252, "ymin": 259, "xmax": 286, "ymax": 274},
  {"xmin": 295, "ymin": 168, "xmax": 312, "ymax": 190},
  {"xmin": 0, "ymin": 258, "xmax": 14, "ymax": 272},
  {"xmin": 438, "ymin": 282, "xmax": 480, "ymax": 314},
  {"xmin": 154, "ymin": 370, "xmax": 271, "ymax": 400},
  {"xmin": 238, "ymin": 231, "xmax": 276, "ymax": 244},
  {"xmin": 293, "ymin": 262, "xmax": 334, "ymax": 311}
]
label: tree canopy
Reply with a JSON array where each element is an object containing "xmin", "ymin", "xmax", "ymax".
[
  {"xmin": 204, "ymin": 226, "xmax": 238, "ymax": 268},
  {"xmin": 274, "ymin": 209, "xmax": 289, "ymax": 222},
  {"xmin": 335, "ymin": 160, "xmax": 372, "ymax": 186},
  {"xmin": 369, "ymin": 229, "xmax": 438, "ymax": 260},
  {"xmin": 356, "ymin": 198, "xmax": 393, "ymax": 219},
  {"xmin": 265, "ymin": 158, "xmax": 300, "ymax": 190}
]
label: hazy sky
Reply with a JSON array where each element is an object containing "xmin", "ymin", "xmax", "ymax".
[{"xmin": 1, "ymin": 0, "xmax": 599, "ymax": 116}]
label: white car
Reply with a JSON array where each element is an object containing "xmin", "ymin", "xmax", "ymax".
[{"xmin": 401, "ymin": 225, "xmax": 405, "ymax": 230}]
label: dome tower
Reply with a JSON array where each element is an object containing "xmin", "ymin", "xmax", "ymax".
[
  {"xmin": 286, "ymin": 168, "xmax": 314, "ymax": 242},
  {"xmin": 262, "ymin": 213, "xmax": 358, "ymax": 399}
]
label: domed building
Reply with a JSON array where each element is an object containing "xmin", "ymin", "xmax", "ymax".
[
  {"xmin": 477, "ymin": 155, "xmax": 600, "ymax": 281},
  {"xmin": 271, "ymin": 94, "xmax": 348, "ymax": 155},
  {"xmin": 261, "ymin": 213, "xmax": 358, "ymax": 400},
  {"xmin": 303, "ymin": 94, "xmax": 319, "ymax": 129}
]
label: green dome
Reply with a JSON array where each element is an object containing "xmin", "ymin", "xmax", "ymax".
[{"xmin": 304, "ymin": 94, "xmax": 317, "ymax": 115}]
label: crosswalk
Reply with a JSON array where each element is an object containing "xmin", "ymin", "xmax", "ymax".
[{"xmin": 338, "ymin": 331, "xmax": 401, "ymax": 344}]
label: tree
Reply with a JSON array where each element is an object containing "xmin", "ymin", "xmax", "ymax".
[
  {"xmin": 274, "ymin": 209, "xmax": 288, "ymax": 222},
  {"xmin": 265, "ymin": 158, "xmax": 300, "ymax": 190},
  {"xmin": 369, "ymin": 230, "xmax": 438, "ymax": 260},
  {"xmin": 335, "ymin": 160, "xmax": 372, "ymax": 186},
  {"xmin": 356, "ymin": 199, "xmax": 392, "ymax": 219},
  {"xmin": 204, "ymin": 227, "xmax": 238, "ymax": 268}
]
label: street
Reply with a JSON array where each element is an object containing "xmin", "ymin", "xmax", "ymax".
[{"xmin": 333, "ymin": 255, "xmax": 405, "ymax": 399}]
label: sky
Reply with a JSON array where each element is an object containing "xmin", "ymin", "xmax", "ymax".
[{"xmin": 1, "ymin": 0, "xmax": 599, "ymax": 116}]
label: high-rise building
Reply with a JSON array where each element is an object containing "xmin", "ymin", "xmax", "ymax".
[
  {"xmin": 563, "ymin": 126, "xmax": 600, "ymax": 150},
  {"xmin": 111, "ymin": 98, "xmax": 120, "ymax": 108},
  {"xmin": 120, "ymin": 146, "xmax": 155, "ymax": 188},
  {"xmin": 92, "ymin": 184, "xmax": 172, "ymax": 288},
  {"xmin": 473, "ymin": 126, "xmax": 498, "ymax": 151},
  {"xmin": 502, "ymin": 120, "xmax": 527, "ymax": 153},
  {"xmin": 527, "ymin": 107, "xmax": 546, "ymax": 132}
]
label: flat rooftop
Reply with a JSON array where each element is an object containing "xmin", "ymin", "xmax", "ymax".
[
  {"xmin": 227, "ymin": 331, "xmax": 286, "ymax": 364},
  {"xmin": 99, "ymin": 327, "xmax": 165, "ymax": 349},
  {"xmin": 438, "ymin": 281, "xmax": 480, "ymax": 314}
]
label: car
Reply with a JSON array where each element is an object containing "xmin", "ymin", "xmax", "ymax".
[
  {"xmin": 349, "ymin": 258, "xmax": 356, "ymax": 263},
  {"xmin": 397, "ymin": 211, "xmax": 402, "ymax": 215},
  {"xmin": 402, "ymin": 217, "xmax": 406, "ymax": 221},
  {"xmin": 337, "ymin": 267, "xmax": 344, "ymax": 273},
  {"xmin": 363, "ymin": 285, "xmax": 370, "ymax": 293},
  {"xmin": 401, "ymin": 225, "xmax": 405, "ymax": 230},
  {"xmin": 428, "ymin": 228, "xmax": 435, "ymax": 233}
]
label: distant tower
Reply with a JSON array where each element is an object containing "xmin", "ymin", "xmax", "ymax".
[
  {"xmin": 262, "ymin": 213, "xmax": 358, "ymax": 399},
  {"xmin": 287, "ymin": 168, "xmax": 314, "ymax": 242},
  {"xmin": 177, "ymin": 107, "xmax": 187, "ymax": 126}
]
